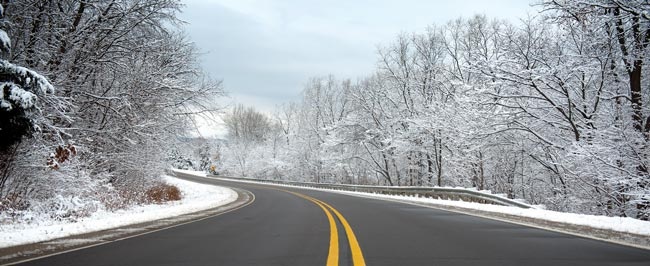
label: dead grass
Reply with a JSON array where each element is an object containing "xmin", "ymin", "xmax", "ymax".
[{"xmin": 145, "ymin": 184, "xmax": 182, "ymax": 204}]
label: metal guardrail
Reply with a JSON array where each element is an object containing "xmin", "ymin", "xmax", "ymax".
[{"xmin": 208, "ymin": 174, "xmax": 533, "ymax": 209}]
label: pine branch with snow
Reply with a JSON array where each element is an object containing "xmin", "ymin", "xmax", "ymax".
[{"xmin": 0, "ymin": 3, "xmax": 56, "ymax": 151}]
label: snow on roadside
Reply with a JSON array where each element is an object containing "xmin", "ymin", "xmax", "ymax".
[
  {"xmin": 0, "ymin": 175, "xmax": 237, "ymax": 248},
  {"xmin": 214, "ymin": 177, "xmax": 650, "ymax": 237},
  {"xmin": 344, "ymin": 191, "xmax": 650, "ymax": 236},
  {"xmin": 171, "ymin": 168, "xmax": 207, "ymax": 177}
]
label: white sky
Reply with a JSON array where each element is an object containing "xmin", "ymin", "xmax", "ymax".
[{"xmin": 179, "ymin": 0, "xmax": 539, "ymax": 138}]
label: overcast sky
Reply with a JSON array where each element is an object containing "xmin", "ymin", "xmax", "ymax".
[{"xmin": 178, "ymin": 0, "xmax": 538, "ymax": 137}]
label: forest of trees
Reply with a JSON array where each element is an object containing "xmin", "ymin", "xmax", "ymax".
[
  {"xmin": 0, "ymin": 1, "xmax": 223, "ymax": 219},
  {"xmin": 221, "ymin": 0, "xmax": 650, "ymax": 220},
  {"xmin": 0, "ymin": 0, "xmax": 647, "ymax": 222}
]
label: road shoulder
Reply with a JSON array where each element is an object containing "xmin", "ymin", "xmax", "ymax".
[{"xmin": 0, "ymin": 185, "xmax": 253, "ymax": 266}]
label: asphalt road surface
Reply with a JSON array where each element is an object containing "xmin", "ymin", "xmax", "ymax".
[{"xmin": 15, "ymin": 175, "xmax": 650, "ymax": 266}]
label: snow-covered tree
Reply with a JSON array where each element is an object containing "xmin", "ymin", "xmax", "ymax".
[
  {"xmin": 0, "ymin": 3, "xmax": 68, "ymax": 201},
  {"xmin": 218, "ymin": 7, "xmax": 650, "ymax": 220},
  {"xmin": 0, "ymin": 4, "xmax": 57, "ymax": 151},
  {"xmin": 1, "ymin": 0, "xmax": 225, "ymax": 220}
]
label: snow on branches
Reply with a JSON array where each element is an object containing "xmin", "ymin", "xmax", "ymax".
[{"xmin": 0, "ymin": 3, "xmax": 56, "ymax": 151}]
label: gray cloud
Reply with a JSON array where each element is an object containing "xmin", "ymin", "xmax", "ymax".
[{"xmin": 179, "ymin": 0, "xmax": 536, "ymax": 136}]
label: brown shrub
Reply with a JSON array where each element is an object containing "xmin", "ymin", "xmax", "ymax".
[
  {"xmin": 0, "ymin": 193, "xmax": 29, "ymax": 212},
  {"xmin": 145, "ymin": 184, "xmax": 182, "ymax": 204}
]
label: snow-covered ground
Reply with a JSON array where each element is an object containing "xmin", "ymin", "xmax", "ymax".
[
  {"xmin": 0, "ymin": 175, "xmax": 237, "ymax": 248},
  {"xmin": 213, "ymin": 176, "xmax": 650, "ymax": 237},
  {"xmin": 347, "ymin": 191, "xmax": 650, "ymax": 236}
]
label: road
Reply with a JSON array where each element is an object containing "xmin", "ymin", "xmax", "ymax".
[{"xmin": 16, "ymin": 175, "xmax": 650, "ymax": 266}]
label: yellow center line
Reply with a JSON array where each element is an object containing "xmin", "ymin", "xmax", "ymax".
[
  {"xmin": 282, "ymin": 189, "xmax": 366, "ymax": 266},
  {"xmin": 312, "ymin": 198, "xmax": 340, "ymax": 266},
  {"xmin": 313, "ymin": 198, "xmax": 366, "ymax": 266}
]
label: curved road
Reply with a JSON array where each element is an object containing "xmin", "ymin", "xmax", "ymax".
[{"xmin": 16, "ymin": 175, "xmax": 650, "ymax": 266}]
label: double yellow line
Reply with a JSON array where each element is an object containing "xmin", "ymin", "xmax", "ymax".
[{"xmin": 285, "ymin": 190, "xmax": 366, "ymax": 266}]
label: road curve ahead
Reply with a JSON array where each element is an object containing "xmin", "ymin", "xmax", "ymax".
[{"xmin": 15, "ymin": 175, "xmax": 650, "ymax": 266}]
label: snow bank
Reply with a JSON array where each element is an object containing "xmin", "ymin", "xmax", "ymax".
[
  {"xmin": 171, "ymin": 168, "xmax": 207, "ymax": 177},
  {"xmin": 350, "ymin": 192, "xmax": 650, "ymax": 236},
  {"xmin": 0, "ymin": 175, "xmax": 237, "ymax": 248}
]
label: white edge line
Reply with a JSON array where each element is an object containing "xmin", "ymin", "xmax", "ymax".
[
  {"xmin": 2, "ymin": 189, "xmax": 255, "ymax": 266},
  {"xmin": 349, "ymin": 194, "xmax": 650, "ymax": 251},
  {"xmin": 211, "ymin": 176, "xmax": 650, "ymax": 251}
]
